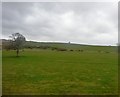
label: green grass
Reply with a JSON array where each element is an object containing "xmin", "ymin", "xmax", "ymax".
[
  {"xmin": 0, "ymin": 50, "xmax": 2, "ymax": 95},
  {"xmin": 2, "ymin": 49, "xmax": 118, "ymax": 95},
  {"xmin": 25, "ymin": 41, "xmax": 117, "ymax": 52}
]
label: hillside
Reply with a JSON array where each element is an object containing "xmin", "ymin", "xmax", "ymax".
[{"xmin": 1, "ymin": 39, "xmax": 118, "ymax": 52}]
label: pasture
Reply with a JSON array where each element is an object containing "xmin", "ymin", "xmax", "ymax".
[{"xmin": 2, "ymin": 47, "xmax": 118, "ymax": 95}]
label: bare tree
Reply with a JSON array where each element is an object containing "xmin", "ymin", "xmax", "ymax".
[{"xmin": 9, "ymin": 33, "xmax": 26, "ymax": 57}]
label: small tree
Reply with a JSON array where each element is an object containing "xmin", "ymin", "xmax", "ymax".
[{"xmin": 9, "ymin": 33, "xmax": 26, "ymax": 57}]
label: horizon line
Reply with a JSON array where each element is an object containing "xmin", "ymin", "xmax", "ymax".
[{"xmin": 1, "ymin": 38, "xmax": 117, "ymax": 46}]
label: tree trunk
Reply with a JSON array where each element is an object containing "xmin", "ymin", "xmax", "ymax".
[{"xmin": 16, "ymin": 49, "xmax": 19, "ymax": 57}]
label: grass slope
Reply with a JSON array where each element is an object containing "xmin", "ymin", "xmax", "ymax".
[{"xmin": 25, "ymin": 41, "xmax": 117, "ymax": 52}]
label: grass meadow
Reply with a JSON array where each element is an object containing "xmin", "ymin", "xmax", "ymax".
[{"xmin": 2, "ymin": 49, "xmax": 118, "ymax": 95}]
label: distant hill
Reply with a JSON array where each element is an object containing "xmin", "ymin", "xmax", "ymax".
[{"xmin": 1, "ymin": 39, "xmax": 118, "ymax": 52}]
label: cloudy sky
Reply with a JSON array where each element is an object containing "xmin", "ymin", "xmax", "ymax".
[{"xmin": 2, "ymin": 2, "xmax": 118, "ymax": 45}]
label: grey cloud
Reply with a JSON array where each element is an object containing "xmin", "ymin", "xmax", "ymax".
[
  {"xmin": 2, "ymin": 2, "xmax": 118, "ymax": 45},
  {"xmin": 0, "ymin": 2, "xmax": 1, "ymax": 39}
]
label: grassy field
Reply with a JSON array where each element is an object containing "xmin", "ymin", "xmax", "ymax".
[
  {"xmin": 2, "ymin": 48, "xmax": 118, "ymax": 95},
  {"xmin": 0, "ymin": 50, "xmax": 2, "ymax": 95}
]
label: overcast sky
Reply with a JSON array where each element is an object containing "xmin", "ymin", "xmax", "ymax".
[{"xmin": 2, "ymin": 2, "xmax": 118, "ymax": 45}]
